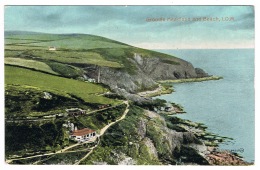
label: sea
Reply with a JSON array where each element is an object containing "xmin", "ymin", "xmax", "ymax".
[{"xmin": 155, "ymin": 49, "xmax": 255, "ymax": 162}]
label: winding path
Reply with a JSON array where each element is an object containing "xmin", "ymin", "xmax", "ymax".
[
  {"xmin": 6, "ymin": 101, "xmax": 130, "ymax": 164},
  {"xmin": 74, "ymin": 100, "xmax": 129, "ymax": 165}
]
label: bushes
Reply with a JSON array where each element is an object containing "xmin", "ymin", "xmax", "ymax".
[
  {"xmin": 76, "ymin": 104, "xmax": 127, "ymax": 130},
  {"xmin": 134, "ymin": 98, "xmax": 167, "ymax": 110},
  {"xmin": 46, "ymin": 62, "xmax": 83, "ymax": 78},
  {"xmin": 5, "ymin": 120, "xmax": 66, "ymax": 156}
]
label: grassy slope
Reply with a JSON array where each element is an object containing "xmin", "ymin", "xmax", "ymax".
[
  {"xmin": 5, "ymin": 65, "xmax": 117, "ymax": 105},
  {"xmin": 5, "ymin": 57, "xmax": 59, "ymax": 75},
  {"xmin": 5, "ymin": 32, "xmax": 180, "ymax": 70}
]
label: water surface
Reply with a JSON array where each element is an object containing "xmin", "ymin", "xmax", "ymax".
[{"xmin": 155, "ymin": 49, "xmax": 255, "ymax": 162}]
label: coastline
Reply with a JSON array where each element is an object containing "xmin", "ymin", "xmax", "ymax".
[
  {"xmin": 157, "ymin": 76, "xmax": 223, "ymax": 84},
  {"xmin": 138, "ymin": 76, "xmax": 222, "ymax": 98},
  {"xmin": 137, "ymin": 84, "xmax": 174, "ymax": 97},
  {"xmin": 138, "ymin": 76, "xmax": 251, "ymax": 165}
]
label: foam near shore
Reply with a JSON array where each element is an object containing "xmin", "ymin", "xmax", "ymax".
[{"xmin": 157, "ymin": 76, "xmax": 223, "ymax": 84}]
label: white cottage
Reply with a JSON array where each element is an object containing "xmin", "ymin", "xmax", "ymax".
[
  {"xmin": 48, "ymin": 46, "xmax": 56, "ymax": 51},
  {"xmin": 70, "ymin": 128, "xmax": 96, "ymax": 142}
]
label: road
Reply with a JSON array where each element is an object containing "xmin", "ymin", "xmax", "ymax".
[
  {"xmin": 5, "ymin": 102, "xmax": 125, "ymax": 123},
  {"xmin": 6, "ymin": 101, "xmax": 130, "ymax": 165},
  {"xmin": 74, "ymin": 100, "xmax": 129, "ymax": 165}
]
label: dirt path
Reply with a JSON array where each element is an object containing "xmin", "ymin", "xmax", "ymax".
[
  {"xmin": 5, "ymin": 130, "xmax": 97, "ymax": 164},
  {"xmin": 99, "ymin": 101, "xmax": 129, "ymax": 136},
  {"xmin": 6, "ymin": 102, "xmax": 125, "ymax": 123},
  {"xmin": 6, "ymin": 101, "xmax": 130, "ymax": 164},
  {"xmin": 137, "ymin": 84, "xmax": 162, "ymax": 97},
  {"xmin": 74, "ymin": 101, "xmax": 129, "ymax": 165}
]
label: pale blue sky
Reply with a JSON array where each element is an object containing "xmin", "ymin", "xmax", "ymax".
[{"xmin": 4, "ymin": 6, "xmax": 254, "ymax": 49}]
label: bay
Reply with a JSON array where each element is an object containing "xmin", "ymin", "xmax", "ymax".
[{"xmin": 155, "ymin": 49, "xmax": 255, "ymax": 162}]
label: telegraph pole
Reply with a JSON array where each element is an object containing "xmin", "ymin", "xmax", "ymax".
[{"xmin": 97, "ymin": 66, "xmax": 101, "ymax": 83}]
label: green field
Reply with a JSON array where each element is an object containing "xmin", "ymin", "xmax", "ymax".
[
  {"xmin": 22, "ymin": 50, "xmax": 123, "ymax": 68},
  {"xmin": 5, "ymin": 57, "xmax": 59, "ymax": 75},
  {"xmin": 5, "ymin": 33, "xmax": 129, "ymax": 50},
  {"xmin": 5, "ymin": 65, "xmax": 117, "ymax": 105},
  {"xmin": 5, "ymin": 32, "xmax": 180, "ymax": 69}
]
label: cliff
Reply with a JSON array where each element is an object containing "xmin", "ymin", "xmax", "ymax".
[
  {"xmin": 4, "ymin": 31, "xmax": 209, "ymax": 97},
  {"xmin": 81, "ymin": 106, "xmax": 209, "ymax": 165},
  {"xmin": 84, "ymin": 53, "xmax": 208, "ymax": 95}
]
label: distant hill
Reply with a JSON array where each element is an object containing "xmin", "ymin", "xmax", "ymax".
[{"xmin": 4, "ymin": 31, "xmax": 209, "ymax": 96}]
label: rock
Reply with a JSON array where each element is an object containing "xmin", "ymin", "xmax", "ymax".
[
  {"xmin": 195, "ymin": 68, "xmax": 209, "ymax": 78},
  {"xmin": 43, "ymin": 92, "xmax": 52, "ymax": 99},
  {"xmin": 206, "ymin": 151, "xmax": 251, "ymax": 165},
  {"xmin": 141, "ymin": 137, "xmax": 158, "ymax": 159},
  {"xmin": 133, "ymin": 53, "xmax": 143, "ymax": 65},
  {"xmin": 83, "ymin": 54, "xmax": 208, "ymax": 93},
  {"xmin": 118, "ymin": 157, "xmax": 136, "ymax": 165},
  {"xmin": 137, "ymin": 119, "xmax": 147, "ymax": 139}
]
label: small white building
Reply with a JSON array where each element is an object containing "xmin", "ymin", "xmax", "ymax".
[
  {"xmin": 70, "ymin": 128, "xmax": 96, "ymax": 142},
  {"xmin": 66, "ymin": 108, "xmax": 86, "ymax": 116},
  {"xmin": 48, "ymin": 46, "xmax": 56, "ymax": 51},
  {"xmin": 87, "ymin": 78, "xmax": 96, "ymax": 83}
]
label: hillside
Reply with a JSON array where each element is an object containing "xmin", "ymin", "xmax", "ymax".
[
  {"xmin": 5, "ymin": 31, "xmax": 209, "ymax": 97},
  {"xmin": 5, "ymin": 31, "xmax": 218, "ymax": 165}
]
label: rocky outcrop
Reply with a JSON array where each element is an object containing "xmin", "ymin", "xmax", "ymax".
[
  {"xmin": 140, "ymin": 57, "xmax": 198, "ymax": 80},
  {"xmin": 85, "ymin": 106, "xmax": 249, "ymax": 165},
  {"xmin": 195, "ymin": 68, "xmax": 210, "ymax": 78},
  {"xmin": 206, "ymin": 151, "xmax": 251, "ymax": 165},
  {"xmin": 128, "ymin": 109, "xmax": 210, "ymax": 165},
  {"xmin": 83, "ymin": 53, "xmax": 209, "ymax": 94}
]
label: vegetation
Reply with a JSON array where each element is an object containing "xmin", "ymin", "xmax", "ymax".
[
  {"xmin": 10, "ymin": 151, "xmax": 89, "ymax": 165},
  {"xmin": 5, "ymin": 120, "xmax": 67, "ymax": 156},
  {"xmin": 45, "ymin": 62, "xmax": 83, "ymax": 78},
  {"xmin": 134, "ymin": 98, "xmax": 167, "ymax": 110},
  {"xmin": 5, "ymin": 32, "xmax": 129, "ymax": 50},
  {"xmin": 5, "ymin": 57, "xmax": 59, "ymax": 75},
  {"xmin": 4, "ymin": 31, "xmax": 224, "ymax": 165},
  {"xmin": 5, "ymin": 65, "xmax": 117, "ymax": 105},
  {"xmin": 81, "ymin": 105, "xmax": 162, "ymax": 165},
  {"xmin": 5, "ymin": 84, "xmax": 93, "ymax": 118},
  {"xmin": 5, "ymin": 31, "xmax": 181, "ymax": 73},
  {"xmin": 5, "ymin": 95, "xmax": 126, "ymax": 159},
  {"xmin": 75, "ymin": 104, "xmax": 127, "ymax": 131}
]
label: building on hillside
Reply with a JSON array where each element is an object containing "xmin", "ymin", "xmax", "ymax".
[
  {"xmin": 87, "ymin": 78, "xmax": 96, "ymax": 83},
  {"xmin": 70, "ymin": 128, "xmax": 96, "ymax": 142},
  {"xmin": 48, "ymin": 46, "xmax": 56, "ymax": 51},
  {"xmin": 66, "ymin": 108, "xmax": 86, "ymax": 116}
]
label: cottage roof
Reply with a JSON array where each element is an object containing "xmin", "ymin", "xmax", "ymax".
[
  {"xmin": 71, "ymin": 128, "xmax": 95, "ymax": 136},
  {"xmin": 66, "ymin": 108, "xmax": 84, "ymax": 112}
]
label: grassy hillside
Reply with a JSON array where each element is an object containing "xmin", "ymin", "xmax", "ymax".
[
  {"xmin": 5, "ymin": 57, "xmax": 59, "ymax": 75},
  {"xmin": 5, "ymin": 31, "xmax": 180, "ymax": 70},
  {"xmin": 5, "ymin": 65, "xmax": 117, "ymax": 105}
]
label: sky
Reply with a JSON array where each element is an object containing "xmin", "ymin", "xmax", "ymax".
[{"xmin": 4, "ymin": 6, "xmax": 255, "ymax": 49}]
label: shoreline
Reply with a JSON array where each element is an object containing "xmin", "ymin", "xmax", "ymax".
[
  {"xmin": 165, "ymin": 110, "xmax": 251, "ymax": 165},
  {"xmin": 137, "ymin": 84, "xmax": 174, "ymax": 97},
  {"xmin": 157, "ymin": 76, "xmax": 223, "ymax": 84},
  {"xmin": 139, "ymin": 76, "xmax": 252, "ymax": 165},
  {"xmin": 138, "ymin": 76, "xmax": 223, "ymax": 98}
]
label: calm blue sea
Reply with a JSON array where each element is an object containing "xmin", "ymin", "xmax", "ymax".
[{"xmin": 155, "ymin": 49, "xmax": 255, "ymax": 162}]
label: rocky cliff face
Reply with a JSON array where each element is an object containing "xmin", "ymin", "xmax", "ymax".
[
  {"xmin": 83, "ymin": 53, "xmax": 209, "ymax": 94},
  {"xmin": 82, "ymin": 106, "xmax": 210, "ymax": 165}
]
